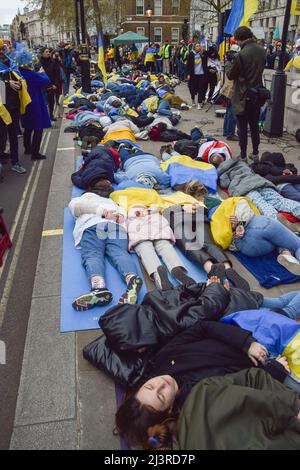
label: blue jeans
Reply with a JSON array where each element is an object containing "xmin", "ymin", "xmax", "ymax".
[
  {"xmin": 262, "ymin": 291, "xmax": 300, "ymax": 320},
  {"xmin": 191, "ymin": 127, "xmax": 204, "ymax": 143},
  {"xmin": 234, "ymin": 216, "xmax": 300, "ymax": 260},
  {"xmin": 178, "ymin": 61, "xmax": 185, "ymax": 81},
  {"xmin": 80, "ymin": 224, "xmax": 136, "ymax": 280},
  {"xmin": 280, "ymin": 184, "xmax": 300, "ymax": 203},
  {"xmin": 63, "ymin": 73, "xmax": 71, "ymax": 96},
  {"xmin": 155, "ymin": 59, "xmax": 163, "ymax": 74},
  {"xmin": 223, "ymin": 100, "xmax": 236, "ymax": 138},
  {"xmin": 158, "ymin": 100, "xmax": 172, "ymax": 117}
]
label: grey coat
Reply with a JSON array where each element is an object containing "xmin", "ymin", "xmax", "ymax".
[
  {"xmin": 226, "ymin": 38, "xmax": 266, "ymax": 115},
  {"xmin": 218, "ymin": 158, "xmax": 276, "ymax": 197}
]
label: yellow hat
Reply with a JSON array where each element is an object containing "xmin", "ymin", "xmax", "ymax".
[{"xmin": 0, "ymin": 39, "xmax": 5, "ymax": 49}]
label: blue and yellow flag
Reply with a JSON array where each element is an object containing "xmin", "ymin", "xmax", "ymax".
[
  {"xmin": 98, "ymin": 32, "xmax": 107, "ymax": 85},
  {"xmin": 224, "ymin": 0, "xmax": 259, "ymax": 36},
  {"xmin": 161, "ymin": 156, "xmax": 218, "ymax": 194},
  {"xmin": 222, "ymin": 309, "xmax": 300, "ymax": 379}
]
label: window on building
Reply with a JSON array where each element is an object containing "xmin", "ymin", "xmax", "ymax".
[
  {"xmin": 171, "ymin": 27, "xmax": 179, "ymax": 43},
  {"xmin": 154, "ymin": 0, "xmax": 163, "ymax": 16},
  {"xmin": 136, "ymin": 27, "xmax": 145, "ymax": 35},
  {"xmin": 171, "ymin": 0, "xmax": 180, "ymax": 15},
  {"xmin": 154, "ymin": 27, "xmax": 162, "ymax": 43},
  {"xmin": 136, "ymin": 0, "xmax": 144, "ymax": 15}
]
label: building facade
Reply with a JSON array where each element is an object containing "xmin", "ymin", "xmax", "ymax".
[
  {"xmin": 120, "ymin": 0, "xmax": 192, "ymax": 44},
  {"xmin": 10, "ymin": 9, "xmax": 29, "ymax": 43},
  {"xmin": 0, "ymin": 24, "xmax": 11, "ymax": 41},
  {"xmin": 249, "ymin": 0, "xmax": 300, "ymax": 42},
  {"xmin": 27, "ymin": 9, "xmax": 74, "ymax": 48}
]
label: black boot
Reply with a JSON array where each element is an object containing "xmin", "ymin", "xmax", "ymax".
[
  {"xmin": 225, "ymin": 268, "xmax": 250, "ymax": 291},
  {"xmin": 171, "ymin": 267, "xmax": 196, "ymax": 287},
  {"xmin": 207, "ymin": 263, "xmax": 225, "ymax": 281},
  {"xmin": 155, "ymin": 266, "xmax": 173, "ymax": 290}
]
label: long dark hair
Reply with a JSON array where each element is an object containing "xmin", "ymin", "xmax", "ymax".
[{"xmin": 115, "ymin": 390, "xmax": 177, "ymax": 450}]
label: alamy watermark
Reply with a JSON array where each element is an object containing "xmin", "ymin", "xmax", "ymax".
[
  {"xmin": 0, "ymin": 340, "xmax": 6, "ymax": 365},
  {"xmin": 290, "ymin": 79, "xmax": 300, "ymax": 106}
]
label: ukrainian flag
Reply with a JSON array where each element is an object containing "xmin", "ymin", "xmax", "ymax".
[
  {"xmin": 161, "ymin": 156, "xmax": 218, "ymax": 193},
  {"xmin": 224, "ymin": 0, "xmax": 259, "ymax": 36},
  {"xmin": 222, "ymin": 309, "xmax": 300, "ymax": 379},
  {"xmin": 98, "ymin": 32, "xmax": 107, "ymax": 85}
]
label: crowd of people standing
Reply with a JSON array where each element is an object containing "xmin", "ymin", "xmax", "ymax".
[{"xmin": 0, "ymin": 41, "xmax": 77, "ymax": 174}]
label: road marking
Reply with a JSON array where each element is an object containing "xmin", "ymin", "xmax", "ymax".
[
  {"xmin": 57, "ymin": 147, "xmax": 75, "ymax": 151},
  {"xmin": 0, "ymin": 132, "xmax": 50, "ymax": 327},
  {"xmin": 42, "ymin": 229, "xmax": 64, "ymax": 237}
]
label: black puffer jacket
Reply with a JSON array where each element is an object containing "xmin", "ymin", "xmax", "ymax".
[{"xmin": 83, "ymin": 283, "xmax": 263, "ymax": 387}]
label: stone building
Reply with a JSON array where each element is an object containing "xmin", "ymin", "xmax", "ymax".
[
  {"xmin": 120, "ymin": 0, "xmax": 192, "ymax": 44},
  {"xmin": 249, "ymin": 0, "xmax": 300, "ymax": 43}
]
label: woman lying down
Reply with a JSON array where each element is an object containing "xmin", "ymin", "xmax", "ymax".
[{"xmin": 112, "ymin": 295, "xmax": 300, "ymax": 450}]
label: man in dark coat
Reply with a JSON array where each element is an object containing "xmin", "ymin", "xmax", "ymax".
[
  {"xmin": 40, "ymin": 47, "xmax": 59, "ymax": 121},
  {"xmin": 226, "ymin": 26, "xmax": 266, "ymax": 162}
]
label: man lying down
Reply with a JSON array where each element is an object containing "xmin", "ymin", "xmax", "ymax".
[{"xmin": 83, "ymin": 274, "xmax": 300, "ymax": 450}]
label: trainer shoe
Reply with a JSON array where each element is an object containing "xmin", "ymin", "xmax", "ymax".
[
  {"xmin": 72, "ymin": 288, "xmax": 113, "ymax": 311},
  {"xmin": 11, "ymin": 163, "xmax": 26, "ymax": 174},
  {"xmin": 248, "ymin": 153, "xmax": 259, "ymax": 163},
  {"xmin": 277, "ymin": 254, "xmax": 300, "ymax": 276}
]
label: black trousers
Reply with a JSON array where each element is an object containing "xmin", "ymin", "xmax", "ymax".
[
  {"xmin": 47, "ymin": 90, "xmax": 55, "ymax": 119},
  {"xmin": 0, "ymin": 107, "xmax": 20, "ymax": 164},
  {"xmin": 166, "ymin": 207, "xmax": 229, "ymax": 267},
  {"xmin": 235, "ymin": 100, "xmax": 261, "ymax": 158},
  {"xmin": 23, "ymin": 129, "xmax": 43, "ymax": 156},
  {"xmin": 188, "ymin": 75, "xmax": 208, "ymax": 103},
  {"xmin": 145, "ymin": 61, "xmax": 155, "ymax": 73},
  {"xmin": 207, "ymin": 72, "xmax": 218, "ymax": 100}
]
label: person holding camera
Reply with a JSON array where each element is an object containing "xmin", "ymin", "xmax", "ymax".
[{"xmin": 226, "ymin": 27, "xmax": 267, "ymax": 162}]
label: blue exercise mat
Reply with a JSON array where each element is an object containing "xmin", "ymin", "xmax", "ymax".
[
  {"xmin": 233, "ymin": 251, "xmax": 300, "ymax": 289},
  {"xmin": 61, "ymin": 209, "xmax": 148, "ymax": 333},
  {"xmin": 61, "ymin": 209, "xmax": 208, "ymax": 332}
]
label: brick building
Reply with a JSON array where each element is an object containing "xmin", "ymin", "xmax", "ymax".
[{"xmin": 120, "ymin": 0, "xmax": 192, "ymax": 44}]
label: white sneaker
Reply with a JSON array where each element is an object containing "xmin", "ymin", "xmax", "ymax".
[
  {"xmin": 11, "ymin": 163, "xmax": 26, "ymax": 174},
  {"xmin": 277, "ymin": 254, "xmax": 300, "ymax": 276},
  {"xmin": 197, "ymin": 103, "xmax": 204, "ymax": 110}
]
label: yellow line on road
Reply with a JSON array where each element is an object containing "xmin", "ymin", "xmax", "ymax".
[{"xmin": 42, "ymin": 229, "xmax": 64, "ymax": 237}]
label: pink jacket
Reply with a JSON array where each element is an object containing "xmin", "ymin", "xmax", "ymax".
[{"xmin": 127, "ymin": 206, "xmax": 176, "ymax": 251}]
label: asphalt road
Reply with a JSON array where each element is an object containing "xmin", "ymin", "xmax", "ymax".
[{"xmin": 0, "ymin": 118, "xmax": 61, "ymax": 449}]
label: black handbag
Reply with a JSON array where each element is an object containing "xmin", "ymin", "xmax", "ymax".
[
  {"xmin": 239, "ymin": 54, "xmax": 271, "ymax": 106},
  {"xmin": 246, "ymin": 85, "xmax": 271, "ymax": 107}
]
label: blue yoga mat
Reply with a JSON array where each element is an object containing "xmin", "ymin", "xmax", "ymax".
[
  {"xmin": 233, "ymin": 251, "xmax": 300, "ymax": 289},
  {"xmin": 61, "ymin": 209, "xmax": 148, "ymax": 333},
  {"xmin": 61, "ymin": 209, "xmax": 208, "ymax": 332}
]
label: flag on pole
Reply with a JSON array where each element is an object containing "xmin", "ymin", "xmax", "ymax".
[
  {"xmin": 98, "ymin": 32, "xmax": 107, "ymax": 85},
  {"xmin": 291, "ymin": 0, "xmax": 300, "ymax": 15},
  {"xmin": 273, "ymin": 23, "xmax": 281, "ymax": 40},
  {"xmin": 224, "ymin": 0, "xmax": 259, "ymax": 36},
  {"xmin": 201, "ymin": 37, "xmax": 208, "ymax": 50}
]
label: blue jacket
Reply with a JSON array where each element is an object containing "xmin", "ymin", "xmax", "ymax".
[
  {"xmin": 71, "ymin": 148, "xmax": 116, "ymax": 189},
  {"xmin": 20, "ymin": 69, "xmax": 51, "ymax": 130},
  {"xmin": 121, "ymin": 153, "xmax": 170, "ymax": 189}
]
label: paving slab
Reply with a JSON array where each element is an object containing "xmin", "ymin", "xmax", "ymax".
[
  {"xmin": 10, "ymin": 420, "xmax": 78, "ymax": 450},
  {"xmin": 13, "ymin": 296, "xmax": 76, "ymax": 427},
  {"xmin": 32, "ymin": 235, "xmax": 63, "ymax": 299},
  {"xmin": 78, "ymin": 371, "xmax": 120, "ymax": 450}
]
